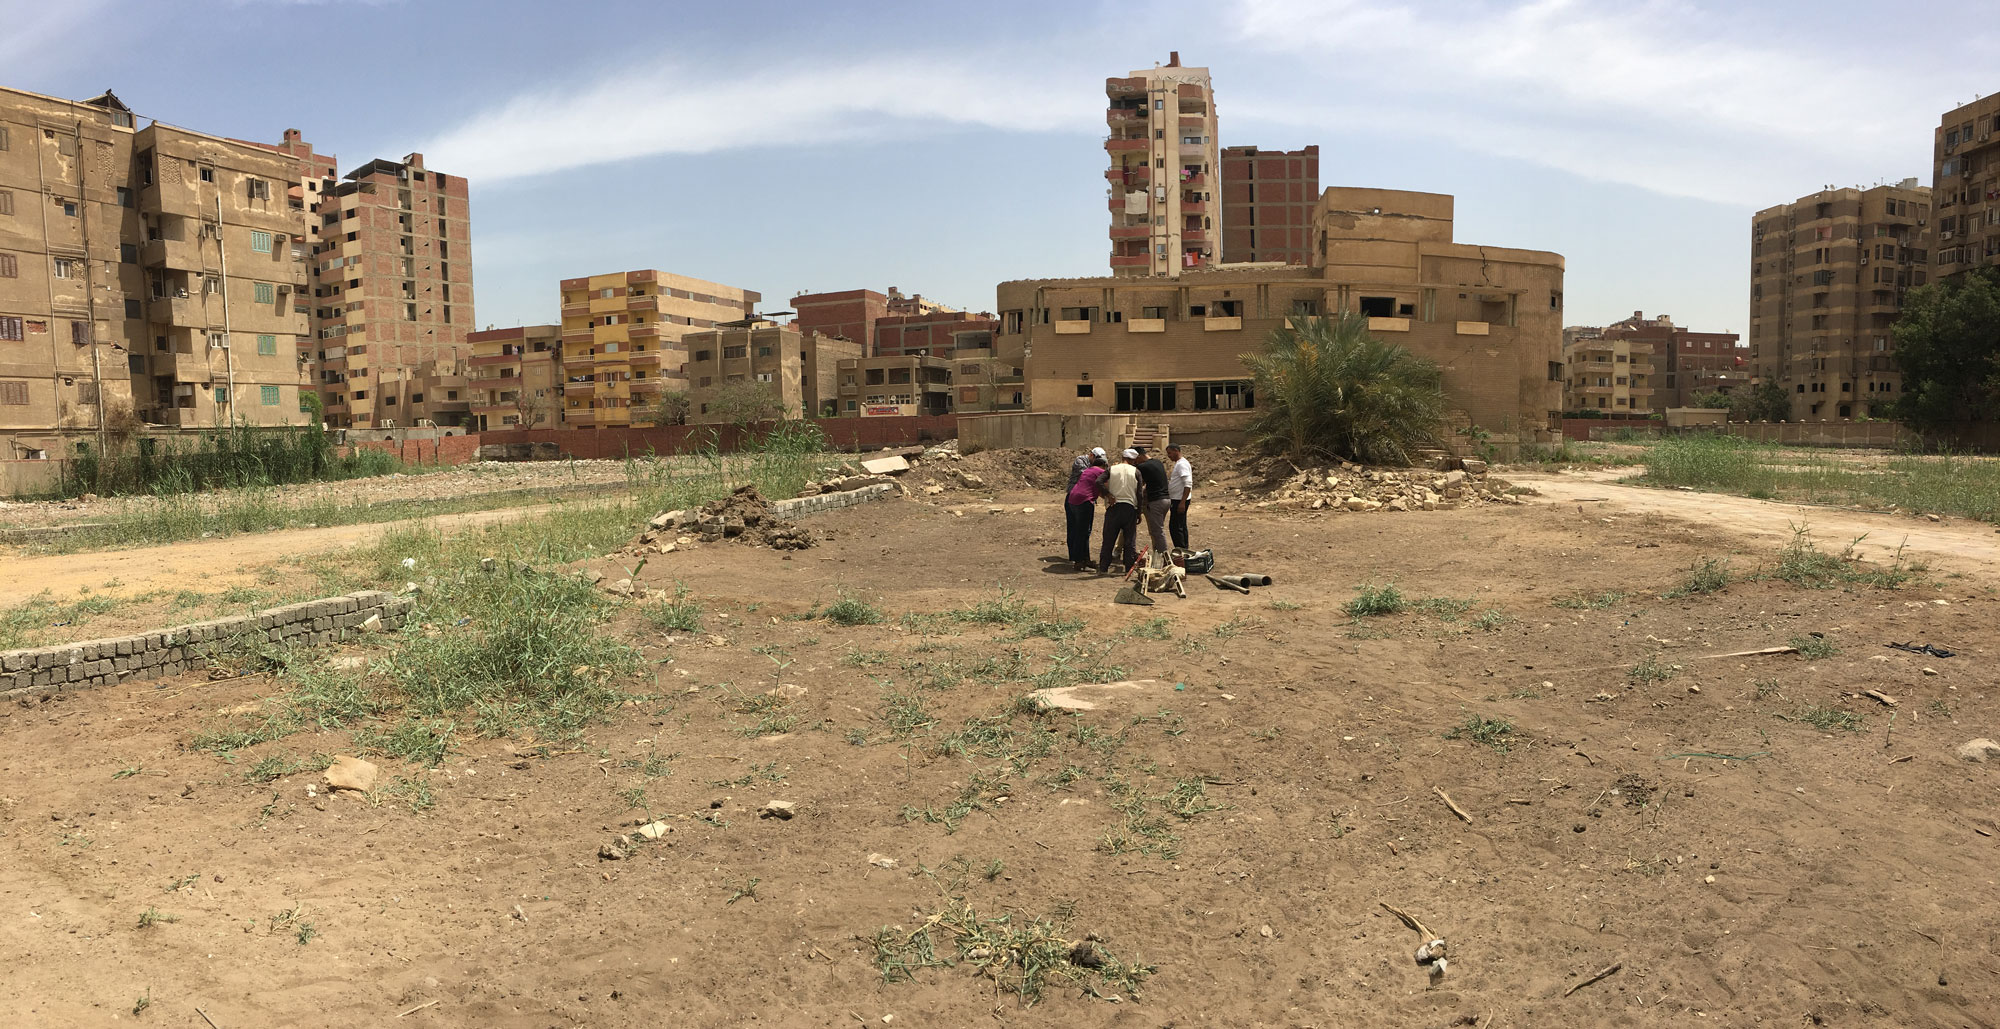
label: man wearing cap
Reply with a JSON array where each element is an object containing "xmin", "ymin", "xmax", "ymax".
[
  {"xmin": 1095, "ymin": 449, "xmax": 1142, "ymax": 575},
  {"xmin": 1166, "ymin": 443, "xmax": 1193, "ymax": 550},
  {"xmin": 1066, "ymin": 446, "xmax": 1106, "ymax": 491},
  {"xmin": 1063, "ymin": 450, "xmax": 1106, "ymax": 570},
  {"xmin": 1133, "ymin": 446, "xmax": 1172, "ymax": 555}
]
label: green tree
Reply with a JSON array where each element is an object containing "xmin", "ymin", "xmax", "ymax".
[
  {"xmin": 1689, "ymin": 390, "xmax": 1733, "ymax": 410},
  {"xmin": 1240, "ymin": 313, "xmax": 1447, "ymax": 465},
  {"xmin": 646, "ymin": 389, "xmax": 691, "ymax": 427},
  {"xmin": 1893, "ymin": 267, "xmax": 2000, "ymax": 436},
  {"xmin": 1729, "ymin": 381, "xmax": 1790, "ymax": 422},
  {"xmin": 708, "ymin": 380, "xmax": 786, "ymax": 428}
]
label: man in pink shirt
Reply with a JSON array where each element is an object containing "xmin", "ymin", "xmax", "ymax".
[{"xmin": 1064, "ymin": 452, "xmax": 1107, "ymax": 570}]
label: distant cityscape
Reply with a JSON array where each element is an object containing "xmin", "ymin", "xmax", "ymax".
[{"xmin": 2, "ymin": 59, "xmax": 1996, "ymax": 458}]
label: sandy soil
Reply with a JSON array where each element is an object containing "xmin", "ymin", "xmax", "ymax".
[{"xmin": 3, "ymin": 469, "xmax": 1998, "ymax": 1027}]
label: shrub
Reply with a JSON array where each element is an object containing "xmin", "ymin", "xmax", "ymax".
[
  {"xmin": 1342, "ymin": 582, "xmax": 1405, "ymax": 618},
  {"xmin": 1241, "ymin": 313, "xmax": 1447, "ymax": 465}
]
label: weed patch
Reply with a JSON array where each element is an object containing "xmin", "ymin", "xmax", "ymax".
[
  {"xmin": 1343, "ymin": 582, "xmax": 1405, "ymax": 618},
  {"xmin": 1445, "ymin": 713, "xmax": 1517, "ymax": 753}
]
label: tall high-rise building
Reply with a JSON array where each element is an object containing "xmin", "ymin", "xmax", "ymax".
[
  {"xmin": 2, "ymin": 86, "xmax": 324, "ymax": 459},
  {"xmin": 1931, "ymin": 95, "xmax": 2000, "ymax": 279},
  {"xmin": 1105, "ymin": 52, "xmax": 1218, "ymax": 277},
  {"xmin": 557, "ymin": 270, "xmax": 758, "ymax": 427},
  {"xmin": 1748, "ymin": 183, "xmax": 1930, "ymax": 420},
  {"xmin": 1220, "ymin": 145, "xmax": 1319, "ymax": 265},
  {"xmin": 304, "ymin": 153, "xmax": 473, "ymax": 428}
]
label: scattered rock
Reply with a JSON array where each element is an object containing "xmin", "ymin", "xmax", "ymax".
[
  {"xmin": 636, "ymin": 821, "xmax": 670, "ymax": 840},
  {"xmin": 1030, "ymin": 679, "xmax": 1172, "ymax": 713},
  {"xmin": 759, "ymin": 800, "xmax": 798, "ymax": 820},
  {"xmin": 598, "ymin": 835, "xmax": 635, "ymax": 860},
  {"xmin": 1923, "ymin": 667, "xmax": 1939, "ymax": 676},
  {"xmin": 359, "ymin": 613, "xmax": 383, "ymax": 633},
  {"xmin": 323, "ymin": 755, "xmax": 379, "ymax": 792},
  {"xmin": 1956, "ymin": 738, "xmax": 2000, "ymax": 763},
  {"xmin": 867, "ymin": 853, "xmax": 898, "ymax": 869},
  {"xmin": 1461, "ymin": 458, "xmax": 1489, "ymax": 475},
  {"xmin": 859, "ymin": 455, "xmax": 910, "ymax": 475}
]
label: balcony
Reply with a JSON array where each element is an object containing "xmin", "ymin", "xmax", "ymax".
[
  {"xmin": 566, "ymin": 381, "xmax": 598, "ymax": 397},
  {"xmin": 1181, "ymin": 172, "xmax": 1206, "ymax": 188},
  {"xmin": 1129, "ymin": 318, "xmax": 1166, "ymax": 333},
  {"xmin": 1203, "ymin": 316, "xmax": 1242, "ymax": 332},
  {"xmin": 1455, "ymin": 321, "xmax": 1490, "ymax": 336},
  {"xmin": 1109, "ymin": 254, "xmax": 1150, "ymax": 268},
  {"xmin": 1366, "ymin": 317, "xmax": 1410, "ymax": 333},
  {"xmin": 628, "ymin": 349, "xmax": 661, "ymax": 366},
  {"xmin": 476, "ymin": 373, "xmax": 523, "ymax": 389},
  {"xmin": 1106, "ymin": 107, "xmax": 1145, "ymax": 124},
  {"xmin": 149, "ymin": 295, "xmax": 202, "ymax": 327},
  {"xmin": 1109, "ymin": 225, "xmax": 1149, "ymax": 241},
  {"xmin": 142, "ymin": 237, "xmax": 201, "ymax": 271},
  {"xmin": 1182, "ymin": 228, "xmax": 1208, "ymax": 243},
  {"xmin": 1053, "ymin": 320, "xmax": 1093, "ymax": 335},
  {"xmin": 629, "ymin": 323, "xmax": 660, "ymax": 339},
  {"xmin": 1104, "ymin": 137, "xmax": 1149, "ymax": 153},
  {"xmin": 469, "ymin": 351, "xmax": 521, "ymax": 366},
  {"xmin": 1104, "ymin": 165, "xmax": 1150, "ymax": 184},
  {"xmin": 1182, "ymin": 199, "xmax": 1207, "ymax": 214}
]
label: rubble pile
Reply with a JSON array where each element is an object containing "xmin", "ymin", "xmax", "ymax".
[
  {"xmin": 1227, "ymin": 461, "xmax": 1534, "ymax": 513},
  {"xmin": 635, "ymin": 485, "xmax": 817, "ymax": 553}
]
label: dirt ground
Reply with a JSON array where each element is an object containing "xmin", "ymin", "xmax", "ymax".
[{"xmin": 2, "ymin": 466, "xmax": 1998, "ymax": 1027}]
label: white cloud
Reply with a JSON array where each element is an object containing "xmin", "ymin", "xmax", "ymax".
[
  {"xmin": 1229, "ymin": 0, "xmax": 1967, "ymax": 204},
  {"xmin": 423, "ymin": 59, "xmax": 1094, "ymax": 185}
]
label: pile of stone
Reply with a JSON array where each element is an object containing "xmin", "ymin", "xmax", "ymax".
[
  {"xmin": 1226, "ymin": 460, "xmax": 1533, "ymax": 514},
  {"xmin": 642, "ymin": 485, "xmax": 817, "ymax": 551}
]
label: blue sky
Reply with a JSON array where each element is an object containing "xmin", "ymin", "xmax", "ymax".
[{"xmin": 13, "ymin": 0, "xmax": 1996, "ymax": 335}]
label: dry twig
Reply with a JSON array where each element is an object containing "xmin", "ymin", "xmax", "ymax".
[
  {"xmin": 1434, "ymin": 786, "xmax": 1473, "ymax": 823},
  {"xmin": 1563, "ymin": 962, "xmax": 1622, "ymax": 997}
]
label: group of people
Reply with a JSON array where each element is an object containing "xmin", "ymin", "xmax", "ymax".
[{"xmin": 1062, "ymin": 442, "xmax": 1192, "ymax": 574}]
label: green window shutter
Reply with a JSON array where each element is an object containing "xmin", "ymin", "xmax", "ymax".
[
  {"xmin": 261, "ymin": 385, "xmax": 280, "ymax": 406},
  {"xmin": 251, "ymin": 230, "xmax": 273, "ymax": 254},
  {"xmin": 254, "ymin": 282, "xmax": 274, "ymax": 304},
  {"xmin": 214, "ymin": 386, "xmax": 229, "ymax": 404},
  {"xmin": 256, "ymin": 334, "xmax": 276, "ymax": 356}
]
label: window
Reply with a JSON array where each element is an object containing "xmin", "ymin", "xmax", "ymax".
[
  {"xmin": 53, "ymin": 258, "xmax": 78, "ymax": 279},
  {"xmin": 694, "ymin": 350, "xmax": 712, "ymax": 361},
  {"xmin": 1194, "ymin": 380, "xmax": 1253, "ymax": 410},
  {"xmin": 250, "ymin": 230, "xmax": 273, "ymax": 254},
  {"xmin": 1140, "ymin": 306, "xmax": 1168, "ymax": 320},
  {"xmin": 1358, "ymin": 296, "xmax": 1395, "ymax": 317},
  {"xmin": 119, "ymin": 243, "xmax": 136, "ymax": 264},
  {"xmin": 247, "ymin": 178, "xmax": 270, "ymax": 201},
  {"xmin": 256, "ymin": 334, "xmax": 276, "ymax": 356},
  {"xmin": 204, "ymin": 275, "xmax": 221, "ymax": 295},
  {"xmin": 260, "ymin": 385, "xmax": 280, "ymax": 406},
  {"xmin": 61, "ymin": 201, "xmax": 77, "ymax": 217},
  {"xmin": 124, "ymin": 299, "xmax": 140, "ymax": 318},
  {"xmin": 199, "ymin": 167, "xmax": 213, "ymax": 183},
  {"xmin": 0, "ymin": 380, "xmax": 26, "ymax": 404},
  {"xmin": 1076, "ymin": 384, "xmax": 1094, "ymax": 398},
  {"xmin": 214, "ymin": 386, "xmax": 229, "ymax": 403},
  {"xmin": 410, "ymin": 393, "xmax": 424, "ymax": 404},
  {"xmin": 0, "ymin": 254, "xmax": 15, "ymax": 278},
  {"xmin": 117, "ymin": 186, "xmax": 131, "ymax": 208},
  {"xmin": 757, "ymin": 346, "xmax": 773, "ymax": 357},
  {"xmin": 723, "ymin": 345, "xmax": 747, "ymax": 359},
  {"xmin": 0, "ymin": 190, "xmax": 11, "ymax": 216},
  {"xmin": 70, "ymin": 320, "xmax": 90, "ymax": 345},
  {"xmin": 1115, "ymin": 381, "xmax": 1177, "ymax": 412},
  {"xmin": 0, "ymin": 317, "xmax": 22, "ymax": 341},
  {"xmin": 405, "ymin": 303, "xmax": 417, "ymax": 321},
  {"xmin": 0, "ymin": 127, "xmax": 7, "ymax": 151},
  {"xmin": 254, "ymin": 282, "xmax": 274, "ymax": 304}
]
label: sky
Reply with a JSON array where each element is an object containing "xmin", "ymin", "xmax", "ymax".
[{"xmin": 11, "ymin": 0, "xmax": 1995, "ymax": 336}]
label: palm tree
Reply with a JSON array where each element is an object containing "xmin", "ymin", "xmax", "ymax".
[{"xmin": 1241, "ymin": 313, "xmax": 1447, "ymax": 466}]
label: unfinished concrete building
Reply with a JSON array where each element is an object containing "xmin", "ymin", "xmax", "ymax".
[
  {"xmin": 1932, "ymin": 94, "xmax": 2000, "ymax": 279},
  {"xmin": 1106, "ymin": 53, "xmax": 1219, "ymax": 277},
  {"xmin": 304, "ymin": 153, "xmax": 473, "ymax": 428},
  {"xmin": 1749, "ymin": 182, "xmax": 1931, "ymax": 420},
  {"xmin": 559, "ymin": 269, "xmax": 758, "ymax": 428},
  {"xmin": 1220, "ymin": 145, "xmax": 1319, "ymax": 265},
  {"xmin": 999, "ymin": 187, "xmax": 1564, "ymax": 444},
  {"xmin": 681, "ymin": 322, "xmax": 858, "ymax": 423},
  {"xmin": 466, "ymin": 325, "xmax": 562, "ymax": 430},
  {"xmin": 1, "ymin": 86, "xmax": 326, "ymax": 460},
  {"xmin": 834, "ymin": 353, "xmax": 952, "ymax": 416}
]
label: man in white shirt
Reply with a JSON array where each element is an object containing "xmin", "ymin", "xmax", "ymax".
[
  {"xmin": 1095, "ymin": 449, "xmax": 1142, "ymax": 574},
  {"xmin": 1166, "ymin": 443, "xmax": 1193, "ymax": 550}
]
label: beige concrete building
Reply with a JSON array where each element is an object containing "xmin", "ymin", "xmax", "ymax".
[
  {"xmin": 465, "ymin": 324, "xmax": 561, "ymax": 430},
  {"xmin": 2, "ymin": 86, "xmax": 322, "ymax": 460},
  {"xmin": 371, "ymin": 357, "xmax": 468, "ymax": 428},
  {"xmin": 834, "ymin": 354, "xmax": 952, "ymax": 416},
  {"xmin": 558, "ymin": 269, "xmax": 758, "ymax": 428},
  {"xmin": 1106, "ymin": 52, "xmax": 1219, "ymax": 277},
  {"xmin": 1561, "ymin": 332, "xmax": 1656, "ymax": 414},
  {"xmin": 1749, "ymin": 182, "xmax": 1930, "ymax": 420},
  {"xmin": 1000, "ymin": 187, "xmax": 1564, "ymax": 443},
  {"xmin": 682, "ymin": 322, "xmax": 859, "ymax": 423},
  {"xmin": 1932, "ymin": 95, "xmax": 2000, "ymax": 279}
]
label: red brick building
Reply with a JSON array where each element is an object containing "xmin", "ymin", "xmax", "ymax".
[
  {"xmin": 1220, "ymin": 145, "xmax": 1319, "ymax": 265},
  {"xmin": 790, "ymin": 289, "xmax": 889, "ymax": 355},
  {"xmin": 874, "ymin": 310, "xmax": 999, "ymax": 358},
  {"xmin": 1600, "ymin": 311, "xmax": 1745, "ymax": 409}
]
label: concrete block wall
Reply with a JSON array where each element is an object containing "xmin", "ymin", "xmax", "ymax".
[
  {"xmin": 768, "ymin": 483, "xmax": 895, "ymax": 520},
  {"xmin": 0, "ymin": 590, "xmax": 414, "ymax": 698}
]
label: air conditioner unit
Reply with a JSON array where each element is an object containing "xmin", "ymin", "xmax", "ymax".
[{"xmin": 277, "ymin": 285, "xmax": 292, "ymax": 294}]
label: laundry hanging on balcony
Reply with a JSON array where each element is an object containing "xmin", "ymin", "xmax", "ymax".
[{"xmin": 1124, "ymin": 191, "xmax": 1148, "ymax": 215}]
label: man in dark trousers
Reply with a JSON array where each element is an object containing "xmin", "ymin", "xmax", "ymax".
[
  {"xmin": 1166, "ymin": 443, "xmax": 1193, "ymax": 550},
  {"xmin": 1096, "ymin": 449, "xmax": 1142, "ymax": 575},
  {"xmin": 1133, "ymin": 446, "xmax": 1172, "ymax": 556}
]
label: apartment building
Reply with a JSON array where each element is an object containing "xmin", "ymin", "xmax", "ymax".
[
  {"xmin": 884, "ymin": 286, "xmax": 956, "ymax": 318},
  {"xmin": 1593, "ymin": 311, "xmax": 1742, "ymax": 409},
  {"xmin": 558, "ymin": 269, "xmax": 758, "ymax": 427},
  {"xmin": 1106, "ymin": 52, "xmax": 1220, "ymax": 277},
  {"xmin": 304, "ymin": 153, "xmax": 472, "ymax": 428},
  {"xmin": 1749, "ymin": 182, "xmax": 1930, "ymax": 420},
  {"xmin": 465, "ymin": 324, "xmax": 561, "ymax": 430},
  {"xmin": 1561, "ymin": 331, "xmax": 1655, "ymax": 414},
  {"xmin": 834, "ymin": 353, "xmax": 952, "ymax": 416},
  {"xmin": 1219, "ymin": 145, "xmax": 1319, "ymax": 265},
  {"xmin": 681, "ymin": 322, "xmax": 859, "ymax": 423},
  {"xmin": 2, "ymin": 86, "xmax": 325, "ymax": 458},
  {"xmin": 791, "ymin": 289, "xmax": 888, "ymax": 353},
  {"xmin": 1000, "ymin": 187, "xmax": 1564, "ymax": 442},
  {"xmin": 874, "ymin": 310, "xmax": 998, "ymax": 357},
  {"xmin": 1932, "ymin": 95, "xmax": 2000, "ymax": 279}
]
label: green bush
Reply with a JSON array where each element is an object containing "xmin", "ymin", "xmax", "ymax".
[{"xmin": 1242, "ymin": 313, "xmax": 1447, "ymax": 465}]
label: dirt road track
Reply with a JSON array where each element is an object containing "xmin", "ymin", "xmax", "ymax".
[
  {"xmin": 0, "ymin": 502, "xmax": 575, "ymax": 605},
  {"xmin": 1515, "ymin": 466, "xmax": 2000, "ymax": 581}
]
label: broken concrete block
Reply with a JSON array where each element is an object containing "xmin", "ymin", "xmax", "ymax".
[
  {"xmin": 759, "ymin": 800, "xmax": 797, "ymax": 820},
  {"xmin": 323, "ymin": 755, "xmax": 379, "ymax": 792},
  {"xmin": 859, "ymin": 455, "xmax": 910, "ymax": 475}
]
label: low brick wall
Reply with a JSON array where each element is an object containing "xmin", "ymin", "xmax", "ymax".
[
  {"xmin": 0, "ymin": 590, "xmax": 414, "ymax": 698},
  {"xmin": 768, "ymin": 483, "xmax": 896, "ymax": 519}
]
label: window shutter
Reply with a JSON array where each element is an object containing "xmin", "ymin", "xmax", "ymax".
[
  {"xmin": 261, "ymin": 385, "xmax": 280, "ymax": 406},
  {"xmin": 257, "ymin": 334, "xmax": 276, "ymax": 355},
  {"xmin": 0, "ymin": 253, "xmax": 15, "ymax": 278},
  {"xmin": 0, "ymin": 380, "xmax": 28, "ymax": 404},
  {"xmin": 0, "ymin": 317, "xmax": 23, "ymax": 341}
]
